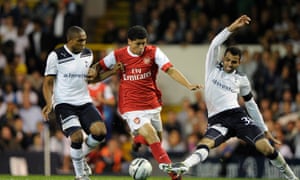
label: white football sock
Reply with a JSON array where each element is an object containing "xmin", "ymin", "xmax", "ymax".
[
  {"xmin": 183, "ymin": 148, "xmax": 209, "ymax": 168},
  {"xmin": 70, "ymin": 147, "xmax": 84, "ymax": 177},
  {"xmin": 270, "ymin": 152, "xmax": 298, "ymax": 180},
  {"xmin": 82, "ymin": 134, "xmax": 104, "ymax": 156}
]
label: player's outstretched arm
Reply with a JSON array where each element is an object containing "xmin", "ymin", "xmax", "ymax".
[
  {"xmin": 227, "ymin": 15, "xmax": 251, "ymax": 32},
  {"xmin": 166, "ymin": 67, "xmax": 203, "ymax": 91}
]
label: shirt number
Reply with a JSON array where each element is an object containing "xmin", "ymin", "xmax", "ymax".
[{"xmin": 241, "ymin": 116, "xmax": 253, "ymax": 126}]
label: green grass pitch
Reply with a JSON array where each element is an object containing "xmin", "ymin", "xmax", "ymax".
[{"xmin": 0, "ymin": 175, "xmax": 283, "ymax": 180}]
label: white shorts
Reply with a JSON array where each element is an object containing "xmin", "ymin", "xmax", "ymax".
[{"xmin": 121, "ymin": 107, "xmax": 163, "ymax": 135}]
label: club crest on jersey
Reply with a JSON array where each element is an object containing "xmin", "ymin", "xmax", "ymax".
[
  {"xmin": 133, "ymin": 117, "xmax": 141, "ymax": 124},
  {"xmin": 143, "ymin": 57, "xmax": 151, "ymax": 64}
]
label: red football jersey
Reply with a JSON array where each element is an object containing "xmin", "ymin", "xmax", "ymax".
[{"xmin": 99, "ymin": 45, "xmax": 173, "ymax": 114}]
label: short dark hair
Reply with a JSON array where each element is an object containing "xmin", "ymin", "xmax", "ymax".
[
  {"xmin": 224, "ymin": 46, "xmax": 241, "ymax": 59},
  {"xmin": 66, "ymin": 26, "xmax": 85, "ymax": 41},
  {"xmin": 127, "ymin": 25, "xmax": 148, "ymax": 40}
]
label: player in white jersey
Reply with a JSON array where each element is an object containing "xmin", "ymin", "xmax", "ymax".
[
  {"xmin": 159, "ymin": 15, "xmax": 299, "ymax": 180},
  {"xmin": 42, "ymin": 26, "xmax": 121, "ymax": 180}
]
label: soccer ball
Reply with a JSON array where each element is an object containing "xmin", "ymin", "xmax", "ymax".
[{"xmin": 129, "ymin": 158, "xmax": 152, "ymax": 180}]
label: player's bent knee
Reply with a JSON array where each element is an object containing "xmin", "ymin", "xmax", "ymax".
[
  {"xmin": 90, "ymin": 121, "xmax": 107, "ymax": 135},
  {"xmin": 262, "ymin": 146, "xmax": 275, "ymax": 156},
  {"xmin": 70, "ymin": 129, "xmax": 84, "ymax": 143},
  {"xmin": 259, "ymin": 147, "xmax": 274, "ymax": 156},
  {"xmin": 198, "ymin": 138, "xmax": 215, "ymax": 149}
]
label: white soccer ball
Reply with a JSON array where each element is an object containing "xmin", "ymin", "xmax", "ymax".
[{"xmin": 129, "ymin": 158, "xmax": 152, "ymax": 180}]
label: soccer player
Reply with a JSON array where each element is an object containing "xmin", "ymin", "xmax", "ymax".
[
  {"xmin": 159, "ymin": 15, "xmax": 299, "ymax": 180},
  {"xmin": 88, "ymin": 25, "xmax": 201, "ymax": 180},
  {"xmin": 42, "ymin": 26, "xmax": 121, "ymax": 180}
]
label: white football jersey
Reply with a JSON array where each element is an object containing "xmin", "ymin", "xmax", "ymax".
[
  {"xmin": 44, "ymin": 45, "xmax": 93, "ymax": 107},
  {"xmin": 205, "ymin": 28, "xmax": 251, "ymax": 117}
]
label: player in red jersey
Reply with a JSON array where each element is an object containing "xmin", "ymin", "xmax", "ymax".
[{"xmin": 88, "ymin": 25, "xmax": 201, "ymax": 180}]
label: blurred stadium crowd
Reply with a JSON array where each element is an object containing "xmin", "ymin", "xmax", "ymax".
[{"xmin": 0, "ymin": 0, "xmax": 300, "ymax": 176}]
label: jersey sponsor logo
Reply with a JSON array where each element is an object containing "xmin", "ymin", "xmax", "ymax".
[
  {"xmin": 212, "ymin": 79, "xmax": 236, "ymax": 93},
  {"xmin": 123, "ymin": 70, "xmax": 152, "ymax": 81},
  {"xmin": 63, "ymin": 73, "xmax": 87, "ymax": 78},
  {"xmin": 133, "ymin": 117, "xmax": 141, "ymax": 124}
]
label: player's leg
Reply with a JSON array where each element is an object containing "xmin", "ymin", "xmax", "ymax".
[
  {"xmin": 55, "ymin": 104, "xmax": 88, "ymax": 180},
  {"xmin": 131, "ymin": 125, "xmax": 161, "ymax": 151},
  {"xmin": 235, "ymin": 112, "xmax": 298, "ymax": 180},
  {"xmin": 138, "ymin": 123, "xmax": 171, "ymax": 162},
  {"xmin": 149, "ymin": 111, "xmax": 183, "ymax": 180},
  {"xmin": 159, "ymin": 126, "xmax": 226, "ymax": 175},
  {"xmin": 132, "ymin": 128, "xmax": 160, "ymax": 151},
  {"xmin": 82, "ymin": 121, "xmax": 106, "ymax": 176},
  {"xmin": 159, "ymin": 138, "xmax": 213, "ymax": 175},
  {"xmin": 124, "ymin": 110, "xmax": 181, "ymax": 180},
  {"xmin": 160, "ymin": 110, "xmax": 234, "ymax": 175},
  {"xmin": 123, "ymin": 110, "xmax": 163, "ymax": 157},
  {"xmin": 255, "ymin": 138, "xmax": 298, "ymax": 180},
  {"xmin": 82, "ymin": 121, "xmax": 106, "ymax": 156},
  {"xmin": 69, "ymin": 129, "xmax": 88, "ymax": 180},
  {"xmin": 139, "ymin": 123, "xmax": 181, "ymax": 180},
  {"xmin": 132, "ymin": 134, "xmax": 148, "ymax": 152},
  {"xmin": 80, "ymin": 103, "xmax": 107, "ymax": 175},
  {"xmin": 182, "ymin": 138, "xmax": 213, "ymax": 167}
]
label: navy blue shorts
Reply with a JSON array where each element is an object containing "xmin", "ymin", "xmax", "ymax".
[
  {"xmin": 205, "ymin": 108, "xmax": 264, "ymax": 147},
  {"xmin": 54, "ymin": 103, "xmax": 103, "ymax": 137}
]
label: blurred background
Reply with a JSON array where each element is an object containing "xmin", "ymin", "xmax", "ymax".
[{"xmin": 0, "ymin": 0, "xmax": 300, "ymax": 178}]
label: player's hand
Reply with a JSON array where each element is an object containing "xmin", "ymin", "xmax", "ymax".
[
  {"xmin": 227, "ymin": 15, "xmax": 251, "ymax": 32},
  {"xmin": 42, "ymin": 105, "xmax": 52, "ymax": 121},
  {"xmin": 87, "ymin": 67, "xmax": 98, "ymax": 81},
  {"xmin": 188, "ymin": 84, "xmax": 204, "ymax": 91},
  {"xmin": 265, "ymin": 131, "xmax": 282, "ymax": 145},
  {"xmin": 113, "ymin": 62, "xmax": 124, "ymax": 73}
]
